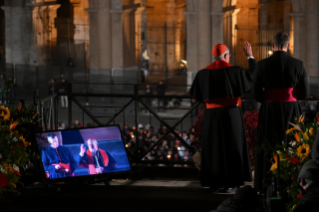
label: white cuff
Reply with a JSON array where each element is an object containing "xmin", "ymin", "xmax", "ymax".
[
  {"xmin": 79, "ymin": 153, "xmax": 84, "ymax": 157},
  {"xmin": 247, "ymin": 56, "xmax": 254, "ymax": 60}
]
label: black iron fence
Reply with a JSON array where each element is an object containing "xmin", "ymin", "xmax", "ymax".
[{"xmin": 34, "ymin": 82, "xmax": 319, "ymax": 168}]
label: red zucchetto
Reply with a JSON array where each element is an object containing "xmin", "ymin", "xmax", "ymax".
[{"xmin": 212, "ymin": 44, "xmax": 228, "ymax": 57}]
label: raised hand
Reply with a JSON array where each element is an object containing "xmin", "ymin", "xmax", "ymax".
[
  {"xmin": 242, "ymin": 41, "xmax": 253, "ymax": 57},
  {"xmin": 80, "ymin": 144, "xmax": 86, "ymax": 155}
]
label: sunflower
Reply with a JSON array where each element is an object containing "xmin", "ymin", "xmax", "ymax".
[
  {"xmin": 0, "ymin": 105, "xmax": 10, "ymax": 121},
  {"xmin": 297, "ymin": 144, "xmax": 311, "ymax": 159}
]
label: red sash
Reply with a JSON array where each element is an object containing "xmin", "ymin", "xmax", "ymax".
[{"xmin": 264, "ymin": 88, "xmax": 297, "ymax": 102}]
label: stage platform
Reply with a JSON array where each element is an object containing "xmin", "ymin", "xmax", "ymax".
[{"xmin": 1, "ymin": 167, "xmax": 260, "ymax": 212}]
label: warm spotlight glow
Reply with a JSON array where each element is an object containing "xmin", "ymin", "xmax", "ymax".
[
  {"xmin": 167, "ymin": 155, "xmax": 171, "ymax": 159},
  {"xmin": 125, "ymin": 144, "xmax": 129, "ymax": 148},
  {"xmin": 177, "ymin": 147, "xmax": 181, "ymax": 150},
  {"xmin": 181, "ymin": 60, "xmax": 187, "ymax": 65},
  {"xmin": 268, "ymin": 51, "xmax": 273, "ymax": 55}
]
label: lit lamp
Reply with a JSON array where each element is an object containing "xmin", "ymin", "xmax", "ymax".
[
  {"xmin": 177, "ymin": 147, "xmax": 181, "ymax": 151},
  {"xmin": 268, "ymin": 50, "xmax": 273, "ymax": 55},
  {"xmin": 167, "ymin": 155, "xmax": 171, "ymax": 160},
  {"xmin": 125, "ymin": 144, "xmax": 129, "ymax": 148}
]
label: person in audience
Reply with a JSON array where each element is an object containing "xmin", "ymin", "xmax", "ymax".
[
  {"xmin": 156, "ymin": 80, "xmax": 166, "ymax": 112},
  {"xmin": 59, "ymin": 77, "xmax": 68, "ymax": 108},
  {"xmin": 294, "ymin": 132, "xmax": 319, "ymax": 211},
  {"xmin": 78, "ymin": 138, "xmax": 117, "ymax": 174},
  {"xmin": 144, "ymin": 84, "xmax": 153, "ymax": 112},
  {"xmin": 41, "ymin": 133, "xmax": 77, "ymax": 179},
  {"xmin": 294, "ymin": 159, "xmax": 319, "ymax": 212}
]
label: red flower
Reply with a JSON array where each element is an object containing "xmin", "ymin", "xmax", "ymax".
[
  {"xmin": 297, "ymin": 193, "xmax": 302, "ymax": 198},
  {"xmin": 289, "ymin": 157, "xmax": 299, "ymax": 165},
  {"xmin": 13, "ymin": 169, "xmax": 21, "ymax": 177},
  {"xmin": 0, "ymin": 173, "xmax": 8, "ymax": 187},
  {"xmin": 285, "ymin": 153, "xmax": 290, "ymax": 158}
]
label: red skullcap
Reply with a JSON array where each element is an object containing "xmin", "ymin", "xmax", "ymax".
[{"xmin": 212, "ymin": 44, "xmax": 228, "ymax": 57}]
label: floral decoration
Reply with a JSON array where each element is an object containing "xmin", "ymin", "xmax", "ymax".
[
  {"xmin": 0, "ymin": 103, "xmax": 39, "ymax": 197},
  {"xmin": 269, "ymin": 114, "xmax": 319, "ymax": 211},
  {"xmin": 243, "ymin": 110, "xmax": 258, "ymax": 163}
]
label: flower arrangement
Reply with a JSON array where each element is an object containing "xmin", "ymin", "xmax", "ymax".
[
  {"xmin": 243, "ymin": 110, "xmax": 258, "ymax": 163},
  {"xmin": 0, "ymin": 103, "xmax": 39, "ymax": 197},
  {"xmin": 269, "ymin": 115, "xmax": 319, "ymax": 211}
]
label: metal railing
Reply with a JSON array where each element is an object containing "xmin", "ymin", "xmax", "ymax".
[{"xmin": 34, "ymin": 83, "xmax": 200, "ymax": 166}]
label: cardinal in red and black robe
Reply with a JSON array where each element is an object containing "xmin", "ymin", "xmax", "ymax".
[
  {"xmin": 252, "ymin": 33, "xmax": 310, "ymax": 190},
  {"xmin": 190, "ymin": 43, "xmax": 256, "ymax": 190}
]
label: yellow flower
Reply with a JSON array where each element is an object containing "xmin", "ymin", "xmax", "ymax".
[
  {"xmin": 309, "ymin": 128, "xmax": 314, "ymax": 136},
  {"xmin": 19, "ymin": 136, "xmax": 27, "ymax": 147},
  {"xmin": 270, "ymin": 163, "xmax": 278, "ymax": 172},
  {"xmin": 286, "ymin": 128, "xmax": 297, "ymax": 134},
  {"xmin": 294, "ymin": 132, "xmax": 301, "ymax": 142},
  {"xmin": 303, "ymin": 131, "xmax": 309, "ymax": 141},
  {"xmin": 298, "ymin": 115, "xmax": 305, "ymax": 123},
  {"xmin": 0, "ymin": 105, "xmax": 10, "ymax": 121},
  {"xmin": 297, "ymin": 144, "xmax": 311, "ymax": 159}
]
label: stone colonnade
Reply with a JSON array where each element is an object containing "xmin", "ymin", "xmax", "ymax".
[
  {"xmin": 185, "ymin": 0, "xmax": 319, "ymax": 87},
  {"xmin": 2, "ymin": 0, "xmax": 319, "ymax": 81},
  {"xmin": 2, "ymin": 0, "xmax": 60, "ymax": 66}
]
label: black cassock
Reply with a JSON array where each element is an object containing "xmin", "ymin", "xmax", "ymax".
[
  {"xmin": 252, "ymin": 51, "xmax": 309, "ymax": 190},
  {"xmin": 190, "ymin": 59, "xmax": 256, "ymax": 189}
]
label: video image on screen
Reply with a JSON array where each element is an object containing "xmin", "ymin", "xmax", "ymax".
[{"xmin": 35, "ymin": 126, "xmax": 131, "ymax": 180}]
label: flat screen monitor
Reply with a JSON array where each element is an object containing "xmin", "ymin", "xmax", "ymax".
[{"xmin": 35, "ymin": 125, "xmax": 131, "ymax": 181}]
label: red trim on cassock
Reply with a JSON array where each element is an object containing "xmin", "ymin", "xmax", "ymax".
[
  {"xmin": 85, "ymin": 149, "xmax": 109, "ymax": 174},
  {"xmin": 205, "ymin": 60, "xmax": 232, "ymax": 70},
  {"xmin": 264, "ymin": 88, "xmax": 297, "ymax": 102}
]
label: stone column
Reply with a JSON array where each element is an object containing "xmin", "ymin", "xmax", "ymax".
[
  {"xmin": 1, "ymin": 6, "xmax": 12, "ymax": 64},
  {"xmin": 197, "ymin": 0, "xmax": 211, "ymax": 70},
  {"xmin": 211, "ymin": 11, "xmax": 224, "ymax": 50},
  {"xmin": 98, "ymin": 1, "xmax": 112, "ymax": 70},
  {"xmin": 86, "ymin": 7, "xmax": 99, "ymax": 69},
  {"xmin": 111, "ymin": 9, "xmax": 124, "ymax": 70},
  {"xmin": 184, "ymin": 11, "xmax": 197, "ymax": 87},
  {"xmin": 290, "ymin": 13, "xmax": 304, "ymax": 61},
  {"xmin": 305, "ymin": 0, "xmax": 319, "ymax": 77}
]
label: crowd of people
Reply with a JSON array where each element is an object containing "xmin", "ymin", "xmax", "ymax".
[{"xmin": 121, "ymin": 123, "xmax": 197, "ymax": 166}]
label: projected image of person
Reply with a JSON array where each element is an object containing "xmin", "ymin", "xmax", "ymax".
[
  {"xmin": 78, "ymin": 138, "xmax": 117, "ymax": 174},
  {"xmin": 41, "ymin": 134, "xmax": 77, "ymax": 179}
]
